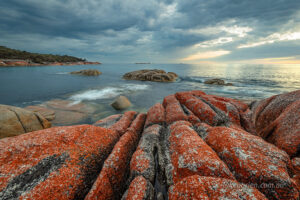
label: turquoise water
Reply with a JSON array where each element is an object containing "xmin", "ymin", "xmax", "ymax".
[{"xmin": 0, "ymin": 63, "xmax": 300, "ymax": 119}]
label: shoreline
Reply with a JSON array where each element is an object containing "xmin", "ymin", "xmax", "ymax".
[{"xmin": 0, "ymin": 59, "xmax": 101, "ymax": 67}]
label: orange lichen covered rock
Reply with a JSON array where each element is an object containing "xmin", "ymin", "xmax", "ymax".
[
  {"xmin": 109, "ymin": 111, "xmax": 137, "ymax": 135},
  {"xmin": 252, "ymin": 90, "xmax": 300, "ymax": 135},
  {"xmin": 93, "ymin": 114, "xmax": 123, "ymax": 128},
  {"xmin": 199, "ymin": 94, "xmax": 241, "ymax": 126},
  {"xmin": 260, "ymin": 100, "xmax": 300, "ymax": 157},
  {"xmin": 162, "ymin": 95, "xmax": 188, "ymax": 124},
  {"xmin": 130, "ymin": 124, "xmax": 162, "ymax": 183},
  {"xmin": 201, "ymin": 126, "xmax": 299, "ymax": 199},
  {"xmin": 166, "ymin": 121, "xmax": 234, "ymax": 185},
  {"xmin": 292, "ymin": 157, "xmax": 300, "ymax": 191},
  {"xmin": 0, "ymin": 125, "xmax": 120, "ymax": 200},
  {"xmin": 175, "ymin": 92, "xmax": 226, "ymax": 126},
  {"xmin": 85, "ymin": 114, "xmax": 145, "ymax": 200},
  {"xmin": 169, "ymin": 175, "xmax": 267, "ymax": 200},
  {"xmin": 144, "ymin": 103, "xmax": 165, "ymax": 128},
  {"xmin": 122, "ymin": 176, "xmax": 154, "ymax": 200}
]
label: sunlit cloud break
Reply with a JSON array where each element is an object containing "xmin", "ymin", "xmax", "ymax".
[
  {"xmin": 238, "ymin": 32, "xmax": 300, "ymax": 48},
  {"xmin": 181, "ymin": 50, "xmax": 231, "ymax": 61}
]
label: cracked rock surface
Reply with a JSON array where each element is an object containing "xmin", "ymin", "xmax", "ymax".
[{"xmin": 0, "ymin": 90, "xmax": 299, "ymax": 199}]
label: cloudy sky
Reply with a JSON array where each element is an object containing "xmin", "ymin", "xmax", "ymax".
[{"xmin": 0, "ymin": 0, "xmax": 299, "ymax": 64}]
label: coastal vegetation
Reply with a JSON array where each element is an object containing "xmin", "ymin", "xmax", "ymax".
[{"xmin": 0, "ymin": 46, "xmax": 86, "ymax": 63}]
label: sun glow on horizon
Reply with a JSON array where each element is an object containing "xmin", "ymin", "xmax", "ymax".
[{"xmin": 181, "ymin": 50, "xmax": 231, "ymax": 62}]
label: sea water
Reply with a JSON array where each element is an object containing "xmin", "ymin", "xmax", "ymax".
[{"xmin": 0, "ymin": 63, "xmax": 299, "ymax": 123}]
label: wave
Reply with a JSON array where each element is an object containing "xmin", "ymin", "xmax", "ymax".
[
  {"xmin": 69, "ymin": 84, "xmax": 150, "ymax": 102},
  {"xmin": 180, "ymin": 76, "xmax": 205, "ymax": 83}
]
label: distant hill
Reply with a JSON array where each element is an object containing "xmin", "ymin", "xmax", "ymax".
[{"xmin": 0, "ymin": 46, "xmax": 86, "ymax": 64}]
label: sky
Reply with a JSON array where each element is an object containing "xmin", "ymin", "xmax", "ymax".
[{"xmin": 0, "ymin": 0, "xmax": 299, "ymax": 64}]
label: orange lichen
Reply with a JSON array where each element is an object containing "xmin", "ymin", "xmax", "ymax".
[
  {"xmin": 169, "ymin": 175, "xmax": 267, "ymax": 199},
  {"xmin": 168, "ymin": 121, "xmax": 234, "ymax": 184}
]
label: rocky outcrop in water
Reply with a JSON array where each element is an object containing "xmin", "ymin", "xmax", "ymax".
[
  {"xmin": 204, "ymin": 78, "xmax": 233, "ymax": 86},
  {"xmin": 70, "ymin": 69, "xmax": 102, "ymax": 76},
  {"xmin": 0, "ymin": 90, "xmax": 299, "ymax": 199},
  {"xmin": 0, "ymin": 104, "xmax": 51, "ymax": 139},
  {"xmin": 123, "ymin": 69, "xmax": 178, "ymax": 82}
]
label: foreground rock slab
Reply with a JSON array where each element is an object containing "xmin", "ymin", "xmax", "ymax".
[
  {"xmin": 123, "ymin": 69, "xmax": 178, "ymax": 82},
  {"xmin": 0, "ymin": 125, "xmax": 120, "ymax": 200},
  {"xmin": 1, "ymin": 89, "xmax": 299, "ymax": 199}
]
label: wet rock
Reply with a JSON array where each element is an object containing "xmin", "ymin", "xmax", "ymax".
[
  {"xmin": 260, "ymin": 100, "xmax": 300, "ymax": 157},
  {"xmin": 43, "ymin": 99, "xmax": 98, "ymax": 125},
  {"xmin": 144, "ymin": 103, "xmax": 165, "ymax": 128},
  {"xmin": 111, "ymin": 96, "xmax": 132, "ymax": 110},
  {"xmin": 123, "ymin": 69, "xmax": 178, "ymax": 82},
  {"xmin": 122, "ymin": 176, "xmax": 155, "ymax": 200},
  {"xmin": 0, "ymin": 125, "xmax": 120, "ymax": 200},
  {"xmin": 166, "ymin": 121, "xmax": 234, "ymax": 185},
  {"xmin": 85, "ymin": 114, "xmax": 145, "ymax": 200},
  {"xmin": 204, "ymin": 78, "xmax": 233, "ymax": 86},
  {"xmin": 70, "ymin": 69, "xmax": 102, "ymax": 76},
  {"xmin": 45, "ymin": 99, "xmax": 97, "ymax": 114},
  {"xmin": 201, "ymin": 125, "xmax": 299, "ymax": 199},
  {"xmin": 0, "ymin": 104, "xmax": 51, "ymax": 139},
  {"xmin": 24, "ymin": 105, "xmax": 56, "ymax": 121},
  {"xmin": 169, "ymin": 175, "xmax": 267, "ymax": 200}
]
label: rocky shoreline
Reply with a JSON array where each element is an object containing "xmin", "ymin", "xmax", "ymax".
[
  {"xmin": 0, "ymin": 90, "xmax": 299, "ymax": 199},
  {"xmin": 0, "ymin": 59, "xmax": 101, "ymax": 67}
]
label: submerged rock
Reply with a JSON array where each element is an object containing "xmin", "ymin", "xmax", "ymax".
[
  {"xmin": 0, "ymin": 104, "xmax": 51, "ymax": 139},
  {"xmin": 123, "ymin": 69, "xmax": 178, "ymax": 82},
  {"xmin": 204, "ymin": 78, "xmax": 233, "ymax": 86},
  {"xmin": 25, "ymin": 105, "xmax": 55, "ymax": 121},
  {"xmin": 70, "ymin": 69, "xmax": 102, "ymax": 76}
]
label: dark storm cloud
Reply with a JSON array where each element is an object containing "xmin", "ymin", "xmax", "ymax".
[{"xmin": 0, "ymin": 0, "xmax": 299, "ymax": 62}]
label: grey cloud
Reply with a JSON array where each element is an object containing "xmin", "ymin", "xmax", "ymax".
[{"xmin": 0, "ymin": 0, "xmax": 299, "ymax": 62}]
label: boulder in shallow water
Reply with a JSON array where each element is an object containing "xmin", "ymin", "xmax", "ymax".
[
  {"xmin": 111, "ymin": 96, "xmax": 131, "ymax": 110},
  {"xmin": 123, "ymin": 69, "xmax": 178, "ymax": 82},
  {"xmin": 70, "ymin": 69, "xmax": 102, "ymax": 76},
  {"xmin": 204, "ymin": 78, "xmax": 233, "ymax": 86},
  {"xmin": 25, "ymin": 105, "xmax": 56, "ymax": 121},
  {"xmin": 0, "ymin": 104, "xmax": 51, "ymax": 139}
]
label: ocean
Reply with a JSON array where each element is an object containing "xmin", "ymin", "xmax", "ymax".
[{"xmin": 1, "ymin": 63, "xmax": 299, "ymax": 124}]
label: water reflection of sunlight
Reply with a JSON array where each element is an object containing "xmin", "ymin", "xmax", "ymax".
[{"xmin": 184, "ymin": 63, "xmax": 300, "ymax": 90}]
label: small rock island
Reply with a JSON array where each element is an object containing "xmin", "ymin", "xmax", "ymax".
[{"xmin": 123, "ymin": 69, "xmax": 178, "ymax": 82}]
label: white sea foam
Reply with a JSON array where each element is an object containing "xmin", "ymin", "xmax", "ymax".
[{"xmin": 69, "ymin": 84, "xmax": 150, "ymax": 102}]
